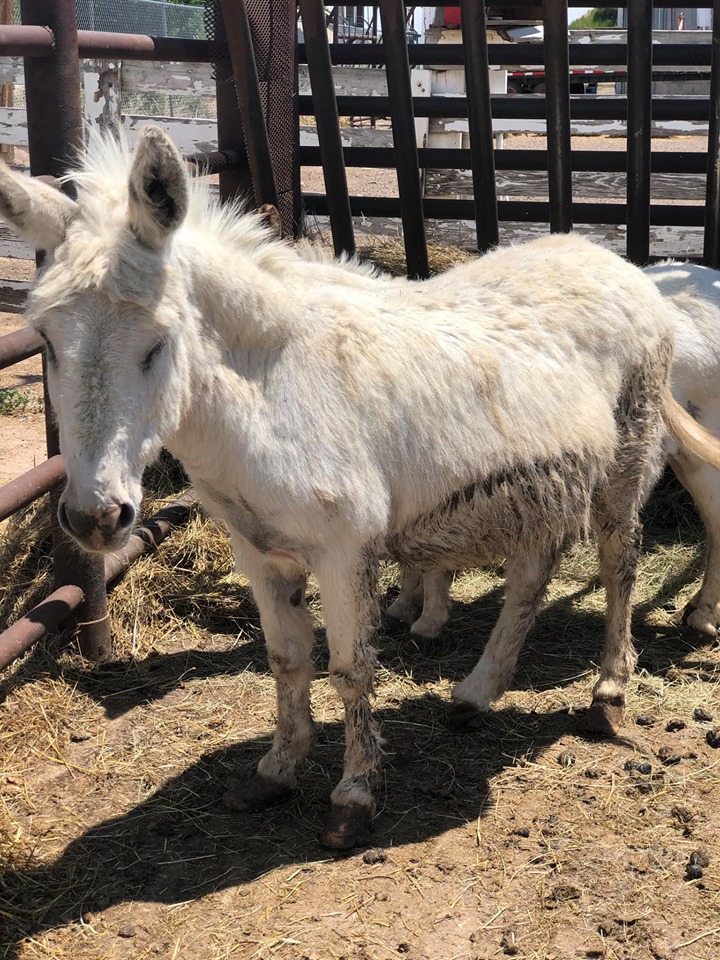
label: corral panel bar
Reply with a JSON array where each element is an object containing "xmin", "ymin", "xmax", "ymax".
[
  {"xmin": 0, "ymin": 455, "xmax": 65, "ymax": 522},
  {"xmin": 299, "ymin": 42, "xmax": 712, "ymax": 67},
  {"xmin": 543, "ymin": 0, "xmax": 572, "ymax": 232},
  {"xmin": 379, "ymin": 0, "xmax": 429, "ymax": 279},
  {"xmin": 459, "ymin": 0, "xmax": 498, "ymax": 251},
  {"xmin": 0, "ymin": 327, "xmax": 42, "ymax": 370},
  {"xmin": 299, "ymin": 146, "xmax": 709, "ymax": 175},
  {"xmin": 0, "ymin": 585, "xmax": 85, "ymax": 673},
  {"xmin": 304, "ymin": 194, "xmax": 705, "ymax": 228},
  {"xmin": 21, "ymin": 0, "xmax": 112, "ymax": 664},
  {"xmin": 298, "ymin": 94, "xmax": 710, "ymax": 122},
  {"xmin": 219, "ymin": 0, "xmax": 279, "ymax": 209},
  {"xmin": 704, "ymin": 0, "xmax": 720, "ymax": 266},
  {"xmin": 626, "ymin": 0, "xmax": 653, "ymax": 265},
  {"xmin": 299, "ymin": 0, "xmax": 355, "ymax": 256}
]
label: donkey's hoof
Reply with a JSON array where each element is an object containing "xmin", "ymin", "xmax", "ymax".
[
  {"xmin": 222, "ymin": 774, "xmax": 293, "ymax": 812},
  {"xmin": 385, "ymin": 597, "xmax": 419, "ymax": 627},
  {"xmin": 447, "ymin": 701, "xmax": 488, "ymax": 732},
  {"xmin": 682, "ymin": 604, "xmax": 719, "ymax": 639},
  {"xmin": 580, "ymin": 700, "xmax": 624, "ymax": 737},
  {"xmin": 319, "ymin": 803, "xmax": 372, "ymax": 850},
  {"xmin": 409, "ymin": 615, "xmax": 444, "ymax": 639}
]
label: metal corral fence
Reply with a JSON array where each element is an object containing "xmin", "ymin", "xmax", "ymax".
[{"xmin": 2, "ymin": 0, "xmax": 720, "ymax": 671}]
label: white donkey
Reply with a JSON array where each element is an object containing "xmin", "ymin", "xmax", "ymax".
[
  {"xmin": 390, "ymin": 262, "xmax": 720, "ymax": 641},
  {"xmin": 3, "ymin": 127, "xmax": 720, "ymax": 850}
]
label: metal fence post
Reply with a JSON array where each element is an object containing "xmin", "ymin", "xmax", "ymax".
[{"xmin": 20, "ymin": 0, "xmax": 112, "ymax": 662}]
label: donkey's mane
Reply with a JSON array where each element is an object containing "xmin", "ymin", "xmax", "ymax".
[{"xmin": 61, "ymin": 131, "xmax": 379, "ymax": 280}]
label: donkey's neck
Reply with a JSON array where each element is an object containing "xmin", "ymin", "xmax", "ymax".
[{"xmin": 178, "ymin": 233, "xmax": 295, "ymax": 351}]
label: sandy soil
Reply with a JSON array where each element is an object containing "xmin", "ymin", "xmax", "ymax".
[{"xmin": 0, "ymin": 256, "xmax": 46, "ymax": 487}]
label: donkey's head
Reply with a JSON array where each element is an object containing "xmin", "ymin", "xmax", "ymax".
[{"xmin": 0, "ymin": 127, "xmax": 193, "ymax": 552}]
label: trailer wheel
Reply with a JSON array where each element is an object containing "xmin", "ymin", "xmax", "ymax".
[
  {"xmin": 506, "ymin": 78, "xmax": 523, "ymax": 95},
  {"xmin": 530, "ymin": 81, "xmax": 545, "ymax": 95}
]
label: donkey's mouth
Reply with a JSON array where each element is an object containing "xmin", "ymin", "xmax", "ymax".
[{"xmin": 58, "ymin": 501, "xmax": 137, "ymax": 555}]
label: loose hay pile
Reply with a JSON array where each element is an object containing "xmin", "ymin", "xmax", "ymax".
[{"xmin": 1, "ymin": 240, "xmax": 719, "ymax": 960}]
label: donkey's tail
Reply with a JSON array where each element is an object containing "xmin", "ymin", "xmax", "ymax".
[{"xmin": 662, "ymin": 386, "xmax": 720, "ymax": 469}]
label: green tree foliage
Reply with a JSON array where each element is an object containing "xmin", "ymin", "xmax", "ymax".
[{"xmin": 569, "ymin": 7, "xmax": 618, "ymax": 29}]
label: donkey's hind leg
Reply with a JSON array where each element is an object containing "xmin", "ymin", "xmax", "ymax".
[
  {"xmin": 410, "ymin": 568, "xmax": 453, "ymax": 638},
  {"xmin": 223, "ymin": 543, "xmax": 315, "ymax": 811},
  {"xmin": 583, "ymin": 495, "xmax": 642, "ymax": 737},
  {"xmin": 452, "ymin": 546, "xmax": 560, "ymax": 718},
  {"xmin": 386, "ymin": 564, "xmax": 423, "ymax": 625},
  {"xmin": 667, "ymin": 397, "xmax": 720, "ymax": 636}
]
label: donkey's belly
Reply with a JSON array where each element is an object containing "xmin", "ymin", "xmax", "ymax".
[{"xmin": 386, "ymin": 452, "xmax": 606, "ymax": 568}]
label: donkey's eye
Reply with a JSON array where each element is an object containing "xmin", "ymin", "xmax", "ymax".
[
  {"xmin": 38, "ymin": 331, "xmax": 57, "ymax": 366},
  {"xmin": 141, "ymin": 339, "xmax": 165, "ymax": 372}
]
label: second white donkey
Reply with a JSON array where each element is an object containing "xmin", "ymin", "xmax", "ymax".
[{"xmin": 389, "ymin": 261, "xmax": 720, "ymax": 640}]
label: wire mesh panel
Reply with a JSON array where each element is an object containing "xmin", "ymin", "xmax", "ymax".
[{"xmin": 76, "ymin": 0, "xmax": 206, "ymax": 39}]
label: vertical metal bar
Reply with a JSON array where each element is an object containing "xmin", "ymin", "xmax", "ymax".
[
  {"xmin": 459, "ymin": 0, "xmax": 498, "ymax": 251},
  {"xmin": 704, "ymin": 0, "xmax": 720, "ymax": 267},
  {"xmin": 219, "ymin": 0, "xmax": 279, "ymax": 209},
  {"xmin": 300, "ymin": 0, "xmax": 355, "ymax": 256},
  {"xmin": 542, "ymin": 0, "xmax": 572, "ymax": 233},
  {"xmin": 379, "ymin": 0, "xmax": 429, "ymax": 278},
  {"xmin": 626, "ymin": 0, "xmax": 653, "ymax": 265},
  {"xmin": 210, "ymin": 0, "xmax": 254, "ymax": 205},
  {"xmin": 20, "ymin": 0, "xmax": 112, "ymax": 662}
]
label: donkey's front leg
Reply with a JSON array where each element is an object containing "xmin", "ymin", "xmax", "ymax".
[
  {"xmin": 223, "ymin": 546, "xmax": 315, "ymax": 811},
  {"xmin": 315, "ymin": 551, "xmax": 382, "ymax": 850}
]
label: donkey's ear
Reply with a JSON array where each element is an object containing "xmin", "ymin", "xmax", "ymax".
[
  {"xmin": 127, "ymin": 126, "xmax": 188, "ymax": 250},
  {"xmin": 0, "ymin": 164, "xmax": 77, "ymax": 252}
]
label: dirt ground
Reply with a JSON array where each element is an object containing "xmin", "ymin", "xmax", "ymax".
[
  {"xmin": 1, "ymin": 139, "xmax": 720, "ymax": 960},
  {"xmin": 1, "ymin": 487, "xmax": 719, "ymax": 960}
]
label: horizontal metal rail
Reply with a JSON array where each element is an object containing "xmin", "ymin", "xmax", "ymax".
[
  {"xmin": 0, "ymin": 584, "xmax": 85, "ymax": 672},
  {"xmin": 299, "ymin": 146, "xmax": 711, "ymax": 174},
  {"xmin": 411, "ymin": 1, "xmax": 710, "ymax": 6},
  {"xmin": 0, "ymin": 455, "xmax": 65, "ymax": 522},
  {"xmin": 0, "ymin": 491, "xmax": 196, "ymax": 671},
  {"xmin": 0, "ymin": 327, "xmax": 43, "ymax": 371},
  {"xmin": 0, "ymin": 25, "xmax": 213, "ymax": 61},
  {"xmin": 305, "ymin": 194, "xmax": 707, "ymax": 227},
  {"xmin": 299, "ymin": 94, "xmax": 715, "ymax": 121},
  {"xmin": 0, "ymin": 30, "xmax": 707, "ymax": 68},
  {"xmin": 297, "ymin": 42, "xmax": 713, "ymax": 67}
]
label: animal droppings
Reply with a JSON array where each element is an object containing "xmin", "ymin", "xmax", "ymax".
[
  {"xmin": 693, "ymin": 707, "xmax": 714, "ymax": 722},
  {"xmin": 362, "ymin": 848, "xmax": 387, "ymax": 865},
  {"xmin": 706, "ymin": 729, "xmax": 720, "ymax": 748},
  {"xmin": 117, "ymin": 925, "xmax": 137, "ymax": 939},
  {"xmin": 635, "ymin": 714, "xmax": 656, "ymax": 727},
  {"xmin": 685, "ymin": 863, "xmax": 704, "ymax": 881},
  {"xmin": 666, "ymin": 718, "xmax": 686, "ymax": 732},
  {"xmin": 657, "ymin": 746, "xmax": 681, "ymax": 765},
  {"xmin": 513, "ymin": 826, "xmax": 531, "ymax": 837},
  {"xmin": 557, "ymin": 750, "xmax": 576, "ymax": 767},
  {"xmin": 689, "ymin": 849, "xmax": 710, "ymax": 867}
]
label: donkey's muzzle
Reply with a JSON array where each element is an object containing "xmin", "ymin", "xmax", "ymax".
[{"xmin": 59, "ymin": 501, "xmax": 136, "ymax": 551}]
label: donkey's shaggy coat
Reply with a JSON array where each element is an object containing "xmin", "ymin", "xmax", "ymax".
[{"xmin": 1, "ymin": 127, "xmax": 714, "ymax": 848}]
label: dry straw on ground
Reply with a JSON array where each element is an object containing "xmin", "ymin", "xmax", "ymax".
[{"xmin": 0, "ymin": 240, "xmax": 719, "ymax": 960}]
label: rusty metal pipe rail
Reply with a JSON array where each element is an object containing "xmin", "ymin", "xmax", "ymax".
[
  {"xmin": 0, "ymin": 584, "xmax": 85, "ymax": 672},
  {"xmin": 0, "ymin": 25, "xmax": 213, "ymax": 61},
  {"xmin": 0, "ymin": 328, "xmax": 42, "ymax": 371},
  {"xmin": 0, "ymin": 491, "xmax": 196, "ymax": 671},
  {"xmin": 0, "ymin": 455, "xmax": 65, "ymax": 522}
]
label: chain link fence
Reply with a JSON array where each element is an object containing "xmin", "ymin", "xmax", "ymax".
[{"xmin": 76, "ymin": 0, "xmax": 206, "ymax": 39}]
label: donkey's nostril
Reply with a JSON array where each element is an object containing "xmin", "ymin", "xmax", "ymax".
[
  {"xmin": 118, "ymin": 503, "xmax": 136, "ymax": 530},
  {"xmin": 60, "ymin": 503, "xmax": 96, "ymax": 541}
]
